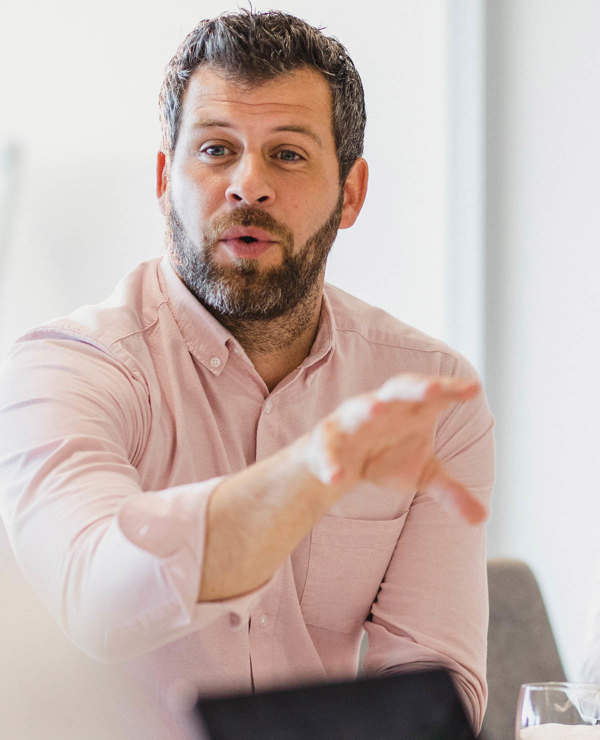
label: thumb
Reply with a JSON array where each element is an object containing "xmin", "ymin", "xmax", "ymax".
[{"xmin": 420, "ymin": 458, "xmax": 488, "ymax": 525}]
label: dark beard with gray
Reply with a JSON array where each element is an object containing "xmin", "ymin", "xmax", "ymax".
[{"xmin": 165, "ymin": 191, "xmax": 344, "ymax": 325}]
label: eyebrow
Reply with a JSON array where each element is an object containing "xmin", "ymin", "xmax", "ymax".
[{"xmin": 191, "ymin": 120, "xmax": 323, "ymax": 148}]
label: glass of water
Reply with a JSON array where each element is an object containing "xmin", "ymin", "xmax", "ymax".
[{"xmin": 516, "ymin": 682, "xmax": 600, "ymax": 739}]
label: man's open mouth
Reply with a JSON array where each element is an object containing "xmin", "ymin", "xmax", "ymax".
[{"xmin": 219, "ymin": 226, "xmax": 278, "ymax": 243}]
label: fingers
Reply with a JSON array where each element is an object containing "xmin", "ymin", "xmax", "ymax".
[
  {"xmin": 375, "ymin": 375, "xmax": 431, "ymax": 403},
  {"xmin": 375, "ymin": 374, "xmax": 479, "ymax": 408},
  {"xmin": 423, "ymin": 376, "xmax": 481, "ymax": 403},
  {"xmin": 369, "ymin": 374, "xmax": 479, "ymax": 422},
  {"xmin": 305, "ymin": 374, "xmax": 484, "ymax": 503},
  {"xmin": 421, "ymin": 459, "xmax": 488, "ymax": 525}
]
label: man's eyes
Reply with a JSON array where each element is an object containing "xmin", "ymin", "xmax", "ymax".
[{"xmin": 198, "ymin": 145, "xmax": 305, "ymax": 162}]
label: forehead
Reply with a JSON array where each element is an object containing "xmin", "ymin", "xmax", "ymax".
[{"xmin": 179, "ymin": 64, "xmax": 334, "ymax": 139}]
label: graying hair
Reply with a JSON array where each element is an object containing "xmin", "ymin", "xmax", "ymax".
[{"xmin": 158, "ymin": 9, "xmax": 366, "ymax": 183}]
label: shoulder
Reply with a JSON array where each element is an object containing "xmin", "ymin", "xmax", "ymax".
[
  {"xmin": 325, "ymin": 283, "xmax": 478, "ymax": 380},
  {"xmin": 12, "ymin": 258, "xmax": 166, "ymax": 373}
]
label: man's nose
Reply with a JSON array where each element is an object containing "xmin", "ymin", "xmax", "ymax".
[{"xmin": 225, "ymin": 154, "xmax": 276, "ymax": 206}]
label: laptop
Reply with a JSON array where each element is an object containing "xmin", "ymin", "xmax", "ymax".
[{"xmin": 193, "ymin": 668, "xmax": 479, "ymax": 739}]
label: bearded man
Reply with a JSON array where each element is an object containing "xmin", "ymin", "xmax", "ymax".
[{"xmin": 0, "ymin": 10, "xmax": 494, "ymax": 739}]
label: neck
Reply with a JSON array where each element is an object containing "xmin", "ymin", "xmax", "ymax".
[{"xmin": 218, "ymin": 278, "xmax": 325, "ymax": 392}]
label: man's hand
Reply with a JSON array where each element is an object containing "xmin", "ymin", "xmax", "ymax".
[
  {"xmin": 304, "ymin": 374, "xmax": 487, "ymax": 524},
  {"xmin": 200, "ymin": 373, "xmax": 486, "ymax": 601}
]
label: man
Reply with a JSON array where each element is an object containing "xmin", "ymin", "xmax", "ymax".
[{"xmin": 0, "ymin": 10, "xmax": 494, "ymax": 739}]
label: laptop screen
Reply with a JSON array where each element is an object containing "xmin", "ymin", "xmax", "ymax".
[{"xmin": 193, "ymin": 668, "xmax": 478, "ymax": 739}]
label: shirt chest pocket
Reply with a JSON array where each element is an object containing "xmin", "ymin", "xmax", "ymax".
[{"xmin": 300, "ymin": 513, "xmax": 408, "ymax": 634}]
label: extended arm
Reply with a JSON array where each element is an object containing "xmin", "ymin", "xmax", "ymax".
[
  {"xmin": 191, "ymin": 374, "xmax": 485, "ymax": 602},
  {"xmin": 0, "ymin": 336, "xmax": 486, "ymax": 663}
]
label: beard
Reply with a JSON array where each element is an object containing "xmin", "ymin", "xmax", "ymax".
[{"xmin": 165, "ymin": 190, "xmax": 344, "ymax": 321}]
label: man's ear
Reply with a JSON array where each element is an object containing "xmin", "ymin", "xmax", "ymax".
[
  {"xmin": 339, "ymin": 157, "xmax": 369, "ymax": 230},
  {"xmin": 156, "ymin": 151, "xmax": 169, "ymax": 215}
]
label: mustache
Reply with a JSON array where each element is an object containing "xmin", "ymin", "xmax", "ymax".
[{"xmin": 205, "ymin": 207, "xmax": 293, "ymax": 246}]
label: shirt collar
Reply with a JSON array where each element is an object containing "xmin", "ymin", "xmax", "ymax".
[
  {"xmin": 158, "ymin": 255, "xmax": 231, "ymax": 375},
  {"xmin": 158, "ymin": 255, "xmax": 337, "ymax": 376},
  {"xmin": 301, "ymin": 286, "xmax": 336, "ymax": 370}
]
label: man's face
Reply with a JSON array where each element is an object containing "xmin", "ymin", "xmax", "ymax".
[{"xmin": 162, "ymin": 65, "xmax": 347, "ymax": 320}]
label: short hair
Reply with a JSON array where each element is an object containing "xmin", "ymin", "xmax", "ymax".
[{"xmin": 158, "ymin": 9, "xmax": 366, "ymax": 183}]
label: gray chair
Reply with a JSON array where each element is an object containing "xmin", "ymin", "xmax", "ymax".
[{"xmin": 481, "ymin": 558, "xmax": 566, "ymax": 740}]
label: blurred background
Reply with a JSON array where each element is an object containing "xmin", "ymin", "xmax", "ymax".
[{"xmin": 1, "ymin": 0, "xmax": 599, "ymax": 737}]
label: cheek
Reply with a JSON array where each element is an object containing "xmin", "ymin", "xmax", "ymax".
[
  {"xmin": 286, "ymin": 177, "xmax": 329, "ymax": 218},
  {"xmin": 291, "ymin": 189, "xmax": 338, "ymax": 240},
  {"xmin": 172, "ymin": 171, "xmax": 220, "ymax": 231}
]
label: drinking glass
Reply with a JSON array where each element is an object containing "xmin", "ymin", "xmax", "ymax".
[{"xmin": 516, "ymin": 682, "xmax": 600, "ymax": 739}]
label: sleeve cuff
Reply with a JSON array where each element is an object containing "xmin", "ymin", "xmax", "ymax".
[{"xmin": 87, "ymin": 477, "xmax": 277, "ymax": 660}]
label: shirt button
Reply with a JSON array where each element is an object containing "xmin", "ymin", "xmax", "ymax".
[
  {"xmin": 258, "ymin": 614, "xmax": 268, "ymax": 627},
  {"xmin": 264, "ymin": 400, "xmax": 273, "ymax": 414},
  {"xmin": 229, "ymin": 612, "xmax": 242, "ymax": 629},
  {"xmin": 209, "ymin": 356, "xmax": 221, "ymax": 369}
]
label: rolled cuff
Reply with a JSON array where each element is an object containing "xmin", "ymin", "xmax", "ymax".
[{"xmin": 68, "ymin": 477, "xmax": 274, "ymax": 662}]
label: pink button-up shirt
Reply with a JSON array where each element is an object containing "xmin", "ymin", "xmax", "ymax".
[{"xmin": 0, "ymin": 256, "xmax": 494, "ymax": 738}]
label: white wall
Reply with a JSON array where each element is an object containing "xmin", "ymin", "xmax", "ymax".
[
  {"xmin": 485, "ymin": 0, "xmax": 600, "ymax": 679},
  {"xmin": 446, "ymin": 0, "xmax": 486, "ymax": 374},
  {"xmin": 0, "ymin": 2, "xmax": 450, "ymax": 737}
]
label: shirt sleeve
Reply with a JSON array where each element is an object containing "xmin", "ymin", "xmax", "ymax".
[
  {"xmin": 361, "ymin": 354, "xmax": 495, "ymax": 733},
  {"xmin": 0, "ymin": 333, "xmax": 271, "ymax": 663}
]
